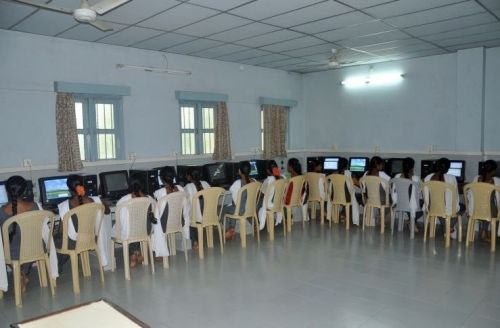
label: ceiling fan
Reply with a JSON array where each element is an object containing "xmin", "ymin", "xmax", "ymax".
[
  {"xmin": 327, "ymin": 48, "xmax": 358, "ymax": 68},
  {"xmin": 13, "ymin": 0, "xmax": 131, "ymax": 31}
]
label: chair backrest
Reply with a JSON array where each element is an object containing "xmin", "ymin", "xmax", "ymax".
[
  {"xmin": 157, "ymin": 192, "xmax": 186, "ymax": 234},
  {"xmin": 286, "ymin": 175, "xmax": 306, "ymax": 207},
  {"xmin": 464, "ymin": 182, "xmax": 496, "ymax": 219},
  {"xmin": 360, "ymin": 175, "xmax": 389, "ymax": 207},
  {"xmin": 269, "ymin": 179, "xmax": 288, "ymax": 212},
  {"xmin": 391, "ymin": 178, "xmax": 414, "ymax": 212},
  {"xmin": 2, "ymin": 210, "xmax": 55, "ymax": 264},
  {"xmin": 115, "ymin": 197, "xmax": 153, "ymax": 242},
  {"xmin": 194, "ymin": 187, "xmax": 226, "ymax": 226},
  {"xmin": 423, "ymin": 181, "xmax": 456, "ymax": 217},
  {"xmin": 306, "ymin": 172, "xmax": 324, "ymax": 202},
  {"xmin": 62, "ymin": 203, "xmax": 104, "ymax": 252},
  {"xmin": 233, "ymin": 181, "xmax": 261, "ymax": 217},
  {"xmin": 327, "ymin": 174, "xmax": 350, "ymax": 205}
]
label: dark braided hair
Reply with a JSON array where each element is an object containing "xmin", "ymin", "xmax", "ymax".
[
  {"xmin": 6, "ymin": 176, "xmax": 27, "ymax": 216},
  {"xmin": 337, "ymin": 157, "xmax": 348, "ymax": 174},
  {"xmin": 67, "ymin": 174, "xmax": 84, "ymax": 205},
  {"xmin": 239, "ymin": 161, "xmax": 251, "ymax": 185},
  {"xmin": 129, "ymin": 173, "xmax": 144, "ymax": 198},
  {"xmin": 402, "ymin": 157, "xmax": 415, "ymax": 179},
  {"xmin": 434, "ymin": 158, "xmax": 450, "ymax": 182},
  {"xmin": 190, "ymin": 168, "xmax": 204, "ymax": 192},
  {"xmin": 480, "ymin": 160, "xmax": 497, "ymax": 182},
  {"xmin": 288, "ymin": 158, "xmax": 302, "ymax": 176}
]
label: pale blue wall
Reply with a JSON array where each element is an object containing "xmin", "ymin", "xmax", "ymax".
[{"xmin": 484, "ymin": 47, "xmax": 500, "ymax": 153}]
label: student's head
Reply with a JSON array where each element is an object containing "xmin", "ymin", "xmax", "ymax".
[
  {"xmin": 67, "ymin": 174, "xmax": 85, "ymax": 204},
  {"xmin": 402, "ymin": 157, "xmax": 415, "ymax": 178},
  {"xmin": 129, "ymin": 173, "xmax": 145, "ymax": 197},
  {"xmin": 369, "ymin": 156, "xmax": 384, "ymax": 173},
  {"xmin": 481, "ymin": 160, "xmax": 497, "ymax": 179},
  {"xmin": 338, "ymin": 157, "xmax": 348, "ymax": 172},
  {"xmin": 189, "ymin": 168, "xmax": 203, "ymax": 191},
  {"xmin": 238, "ymin": 161, "xmax": 251, "ymax": 181},
  {"xmin": 287, "ymin": 158, "xmax": 302, "ymax": 176},
  {"xmin": 6, "ymin": 176, "xmax": 27, "ymax": 216},
  {"xmin": 311, "ymin": 159, "xmax": 323, "ymax": 173},
  {"xmin": 160, "ymin": 167, "xmax": 176, "ymax": 189},
  {"xmin": 435, "ymin": 158, "xmax": 451, "ymax": 174},
  {"xmin": 266, "ymin": 160, "xmax": 278, "ymax": 176}
]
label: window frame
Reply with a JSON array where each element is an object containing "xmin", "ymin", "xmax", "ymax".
[
  {"xmin": 75, "ymin": 94, "xmax": 124, "ymax": 162},
  {"xmin": 179, "ymin": 101, "xmax": 217, "ymax": 156}
]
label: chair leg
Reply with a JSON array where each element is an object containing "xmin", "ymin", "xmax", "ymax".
[
  {"xmin": 380, "ymin": 208, "xmax": 385, "ymax": 234},
  {"xmin": 198, "ymin": 227, "xmax": 204, "ymax": 259},
  {"xmin": 240, "ymin": 219, "xmax": 247, "ymax": 248},
  {"xmin": 110, "ymin": 240, "xmax": 116, "ymax": 272},
  {"xmin": 267, "ymin": 212, "xmax": 274, "ymax": 241},
  {"xmin": 320, "ymin": 201, "xmax": 325, "ymax": 225},
  {"xmin": 491, "ymin": 220, "xmax": 496, "ymax": 252},
  {"xmin": 123, "ymin": 241, "xmax": 130, "ymax": 281},
  {"xmin": 142, "ymin": 242, "xmax": 149, "ymax": 266},
  {"xmin": 183, "ymin": 235, "xmax": 188, "ymax": 262},
  {"xmin": 346, "ymin": 205, "xmax": 350, "ymax": 230},
  {"xmin": 140, "ymin": 242, "xmax": 145, "ymax": 265},
  {"xmin": 286, "ymin": 208, "xmax": 292, "ymax": 233},
  {"xmin": 466, "ymin": 220, "xmax": 472, "ymax": 247},
  {"xmin": 95, "ymin": 248, "xmax": 105, "ymax": 284},
  {"xmin": 458, "ymin": 215, "xmax": 462, "ymax": 243},
  {"xmin": 445, "ymin": 218, "xmax": 451, "ymax": 248},
  {"xmin": 69, "ymin": 252, "xmax": 80, "ymax": 294},
  {"xmin": 362, "ymin": 207, "xmax": 367, "ymax": 230},
  {"xmin": 424, "ymin": 215, "xmax": 429, "ymax": 242},
  {"xmin": 390, "ymin": 210, "xmax": 395, "ymax": 235},
  {"xmin": 148, "ymin": 240, "xmax": 155, "ymax": 274},
  {"xmin": 13, "ymin": 262, "xmax": 22, "ymax": 307},
  {"xmin": 217, "ymin": 224, "xmax": 224, "ymax": 255},
  {"xmin": 44, "ymin": 255, "xmax": 55, "ymax": 296},
  {"xmin": 208, "ymin": 226, "xmax": 214, "ymax": 248},
  {"xmin": 38, "ymin": 260, "xmax": 48, "ymax": 287},
  {"xmin": 410, "ymin": 215, "xmax": 415, "ymax": 239},
  {"xmin": 223, "ymin": 216, "xmax": 227, "ymax": 244}
]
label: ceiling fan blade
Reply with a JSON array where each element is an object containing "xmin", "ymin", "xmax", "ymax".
[
  {"xmin": 91, "ymin": 0, "xmax": 131, "ymax": 14},
  {"xmin": 89, "ymin": 19, "xmax": 113, "ymax": 31},
  {"xmin": 14, "ymin": 0, "xmax": 73, "ymax": 14}
]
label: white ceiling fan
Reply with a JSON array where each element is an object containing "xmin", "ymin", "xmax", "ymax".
[
  {"xmin": 328, "ymin": 48, "xmax": 358, "ymax": 68},
  {"xmin": 13, "ymin": 0, "xmax": 131, "ymax": 31}
]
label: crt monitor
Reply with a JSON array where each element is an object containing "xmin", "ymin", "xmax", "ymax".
[
  {"xmin": 38, "ymin": 176, "xmax": 71, "ymax": 207},
  {"xmin": 307, "ymin": 157, "xmax": 324, "ymax": 172},
  {"xmin": 99, "ymin": 170, "xmax": 129, "ymax": 199},
  {"xmin": 176, "ymin": 165, "xmax": 203, "ymax": 186},
  {"xmin": 323, "ymin": 157, "xmax": 339, "ymax": 173},
  {"xmin": 386, "ymin": 158, "xmax": 405, "ymax": 177},
  {"xmin": 249, "ymin": 160, "xmax": 259, "ymax": 178},
  {"xmin": 421, "ymin": 160, "xmax": 436, "ymax": 179},
  {"xmin": 203, "ymin": 163, "xmax": 228, "ymax": 186},
  {"xmin": 0, "ymin": 181, "xmax": 8, "ymax": 205},
  {"xmin": 349, "ymin": 157, "xmax": 368, "ymax": 173},
  {"xmin": 447, "ymin": 160, "xmax": 465, "ymax": 182},
  {"xmin": 154, "ymin": 166, "xmax": 177, "ymax": 187}
]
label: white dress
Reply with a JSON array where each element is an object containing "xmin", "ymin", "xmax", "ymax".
[
  {"xmin": 184, "ymin": 181, "xmax": 210, "ymax": 239},
  {"xmin": 153, "ymin": 186, "xmax": 189, "ymax": 239},
  {"xmin": 58, "ymin": 197, "xmax": 109, "ymax": 267}
]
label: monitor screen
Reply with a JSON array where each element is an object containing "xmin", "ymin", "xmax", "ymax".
[
  {"xmin": 249, "ymin": 161, "xmax": 259, "ymax": 177},
  {"xmin": 104, "ymin": 172, "xmax": 129, "ymax": 192},
  {"xmin": 44, "ymin": 178, "xmax": 71, "ymax": 201},
  {"xmin": 349, "ymin": 158, "xmax": 367, "ymax": 172},
  {"xmin": 324, "ymin": 158, "xmax": 339, "ymax": 171},
  {"xmin": 447, "ymin": 161, "xmax": 463, "ymax": 178},
  {"xmin": 207, "ymin": 163, "xmax": 227, "ymax": 182},
  {"xmin": 390, "ymin": 159, "xmax": 404, "ymax": 175},
  {"xmin": 0, "ymin": 183, "xmax": 8, "ymax": 205}
]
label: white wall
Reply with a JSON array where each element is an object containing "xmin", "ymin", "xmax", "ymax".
[
  {"xmin": 484, "ymin": 46, "xmax": 500, "ymax": 153},
  {"xmin": 0, "ymin": 29, "xmax": 304, "ymax": 171}
]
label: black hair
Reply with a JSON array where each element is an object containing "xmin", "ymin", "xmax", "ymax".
[
  {"xmin": 6, "ymin": 176, "xmax": 27, "ymax": 216},
  {"xmin": 129, "ymin": 173, "xmax": 145, "ymax": 197},
  {"xmin": 239, "ymin": 161, "xmax": 251, "ymax": 184},
  {"xmin": 266, "ymin": 160, "xmax": 278, "ymax": 175},
  {"xmin": 288, "ymin": 158, "xmax": 302, "ymax": 175},
  {"xmin": 67, "ymin": 174, "xmax": 84, "ymax": 205},
  {"xmin": 480, "ymin": 160, "xmax": 497, "ymax": 181},
  {"xmin": 311, "ymin": 159, "xmax": 323, "ymax": 172},
  {"xmin": 338, "ymin": 157, "xmax": 348, "ymax": 173},
  {"xmin": 433, "ymin": 157, "xmax": 450, "ymax": 181},
  {"xmin": 159, "ymin": 167, "xmax": 176, "ymax": 189},
  {"xmin": 190, "ymin": 168, "xmax": 203, "ymax": 192},
  {"xmin": 369, "ymin": 156, "xmax": 384, "ymax": 175},
  {"xmin": 402, "ymin": 157, "xmax": 415, "ymax": 179}
]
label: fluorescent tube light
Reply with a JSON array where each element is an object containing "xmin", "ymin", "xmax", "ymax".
[{"xmin": 341, "ymin": 73, "xmax": 404, "ymax": 87}]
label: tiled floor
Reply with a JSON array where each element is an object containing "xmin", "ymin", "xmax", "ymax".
[{"xmin": 1, "ymin": 221, "xmax": 500, "ymax": 328}]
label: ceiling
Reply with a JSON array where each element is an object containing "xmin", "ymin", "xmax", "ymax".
[{"xmin": 1, "ymin": 0, "xmax": 499, "ymax": 73}]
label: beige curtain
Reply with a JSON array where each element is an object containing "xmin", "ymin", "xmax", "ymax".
[
  {"xmin": 263, "ymin": 104, "xmax": 288, "ymax": 159},
  {"xmin": 56, "ymin": 93, "xmax": 83, "ymax": 172},
  {"xmin": 212, "ymin": 101, "xmax": 232, "ymax": 160}
]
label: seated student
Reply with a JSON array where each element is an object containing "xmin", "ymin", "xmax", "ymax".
[
  {"xmin": 154, "ymin": 167, "xmax": 187, "ymax": 239},
  {"xmin": 56, "ymin": 175, "xmax": 109, "ymax": 270},
  {"xmin": 392, "ymin": 157, "xmax": 423, "ymax": 232},
  {"xmin": 472, "ymin": 160, "xmax": 499, "ymax": 241},
  {"xmin": 183, "ymin": 168, "xmax": 210, "ymax": 249},
  {"xmin": 310, "ymin": 159, "xmax": 326, "ymax": 202},
  {"xmin": 115, "ymin": 174, "xmax": 159, "ymax": 268},
  {"xmin": 0, "ymin": 176, "xmax": 39, "ymax": 292},
  {"xmin": 424, "ymin": 157, "xmax": 461, "ymax": 238},
  {"xmin": 258, "ymin": 160, "xmax": 283, "ymax": 230},
  {"xmin": 284, "ymin": 158, "xmax": 308, "ymax": 222},
  {"xmin": 224, "ymin": 161, "xmax": 255, "ymax": 240},
  {"xmin": 362, "ymin": 156, "xmax": 390, "ymax": 226}
]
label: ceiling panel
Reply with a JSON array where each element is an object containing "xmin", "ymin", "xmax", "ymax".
[
  {"xmin": 447, "ymin": 37, "xmax": 500, "ymax": 51},
  {"xmin": 339, "ymin": 0, "xmax": 397, "ymax": 9},
  {"xmin": 385, "ymin": 48, "xmax": 448, "ymax": 60},
  {"xmin": 101, "ymin": 0, "xmax": 180, "ymax": 24},
  {"xmin": 479, "ymin": 0, "xmax": 500, "ymax": 11},
  {"xmin": 262, "ymin": 1, "xmax": 352, "ymax": 28},
  {"xmin": 133, "ymin": 32, "xmax": 197, "ymax": 50},
  {"xmin": 165, "ymin": 38, "xmax": 224, "ymax": 54},
  {"xmin": 138, "ymin": 3, "xmax": 218, "ymax": 31},
  {"xmin": 215, "ymin": 48, "xmax": 271, "ymax": 61},
  {"xmin": 0, "ymin": 0, "xmax": 36, "ymax": 29},
  {"xmin": 187, "ymin": 0, "xmax": 256, "ymax": 11},
  {"xmin": 291, "ymin": 11, "xmax": 374, "ymax": 34},
  {"xmin": 12, "ymin": 10, "xmax": 78, "ymax": 36},
  {"xmin": 369, "ymin": 43, "xmax": 438, "ymax": 55},
  {"xmin": 364, "ymin": 0, "xmax": 464, "ymax": 18},
  {"xmin": 338, "ymin": 30, "xmax": 410, "ymax": 47},
  {"xmin": 260, "ymin": 58, "xmax": 307, "ymax": 68},
  {"xmin": 175, "ymin": 13, "xmax": 251, "ymax": 37},
  {"xmin": 315, "ymin": 20, "xmax": 393, "ymax": 42},
  {"xmin": 436, "ymin": 30, "xmax": 500, "ymax": 47},
  {"xmin": 191, "ymin": 43, "xmax": 249, "ymax": 58},
  {"xmin": 385, "ymin": 1, "xmax": 484, "ymax": 28},
  {"xmin": 354, "ymin": 38, "xmax": 426, "ymax": 51},
  {"xmin": 260, "ymin": 36, "xmax": 325, "ymax": 52},
  {"xmin": 98, "ymin": 26, "xmax": 164, "ymax": 46},
  {"xmin": 422, "ymin": 22, "xmax": 500, "ymax": 42},
  {"xmin": 58, "ymin": 22, "xmax": 127, "ymax": 41},
  {"xmin": 241, "ymin": 53, "xmax": 291, "ymax": 65},
  {"xmin": 404, "ymin": 12, "xmax": 497, "ymax": 36},
  {"xmin": 284, "ymin": 43, "xmax": 337, "ymax": 57},
  {"xmin": 208, "ymin": 22, "xmax": 279, "ymax": 42},
  {"xmin": 229, "ymin": 0, "xmax": 324, "ymax": 20},
  {"xmin": 235, "ymin": 29, "xmax": 304, "ymax": 47}
]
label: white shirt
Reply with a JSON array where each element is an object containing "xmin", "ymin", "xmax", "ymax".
[
  {"xmin": 261, "ymin": 176, "xmax": 276, "ymax": 195},
  {"xmin": 184, "ymin": 181, "xmax": 210, "ymax": 223},
  {"xmin": 115, "ymin": 193, "xmax": 155, "ymax": 240}
]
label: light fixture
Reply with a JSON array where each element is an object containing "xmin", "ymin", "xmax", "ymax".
[
  {"xmin": 116, "ymin": 64, "xmax": 192, "ymax": 76},
  {"xmin": 341, "ymin": 72, "xmax": 404, "ymax": 87}
]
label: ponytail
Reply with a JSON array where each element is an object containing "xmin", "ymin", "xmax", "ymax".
[
  {"xmin": 481, "ymin": 160, "xmax": 497, "ymax": 182},
  {"xmin": 191, "ymin": 169, "xmax": 203, "ymax": 191},
  {"xmin": 402, "ymin": 157, "xmax": 415, "ymax": 179},
  {"xmin": 6, "ymin": 176, "xmax": 27, "ymax": 216},
  {"xmin": 238, "ymin": 161, "xmax": 252, "ymax": 184},
  {"xmin": 67, "ymin": 175, "xmax": 86, "ymax": 204},
  {"xmin": 288, "ymin": 158, "xmax": 302, "ymax": 176}
]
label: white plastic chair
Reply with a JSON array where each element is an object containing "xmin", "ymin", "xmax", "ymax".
[{"xmin": 390, "ymin": 178, "xmax": 421, "ymax": 239}]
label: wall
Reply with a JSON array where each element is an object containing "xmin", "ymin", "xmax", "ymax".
[
  {"xmin": 0, "ymin": 29, "xmax": 304, "ymax": 174},
  {"xmin": 484, "ymin": 46, "xmax": 500, "ymax": 154}
]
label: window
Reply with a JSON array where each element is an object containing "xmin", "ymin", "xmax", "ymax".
[
  {"xmin": 180, "ymin": 103, "xmax": 215, "ymax": 155},
  {"xmin": 75, "ymin": 95, "xmax": 123, "ymax": 161},
  {"xmin": 260, "ymin": 109, "xmax": 264, "ymax": 151}
]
